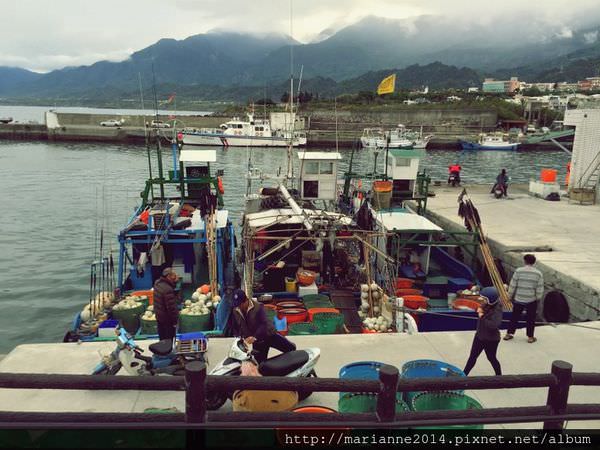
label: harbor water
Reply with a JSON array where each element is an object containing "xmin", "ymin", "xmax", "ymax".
[{"xmin": 0, "ymin": 140, "xmax": 570, "ymax": 353}]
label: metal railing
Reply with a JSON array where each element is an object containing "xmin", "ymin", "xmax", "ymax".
[{"xmin": 0, "ymin": 360, "xmax": 599, "ymax": 431}]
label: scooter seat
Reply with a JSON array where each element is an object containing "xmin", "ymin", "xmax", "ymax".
[
  {"xmin": 149, "ymin": 339, "xmax": 173, "ymax": 356},
  {"xmin": 258, "ymin": 350, "xmax": 309, "ymax": 377}
]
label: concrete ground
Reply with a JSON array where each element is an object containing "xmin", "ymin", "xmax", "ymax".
[
  {"xmin": 1, "ymin": 323, "xmax": 599, "ymax": 429},
  {"xmin": 418, "ymin": 184, "xmax": 600, "ymax": 320}
]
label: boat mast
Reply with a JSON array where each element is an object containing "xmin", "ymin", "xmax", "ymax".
[{"xmin": 286, "ymin": 0, "xmax": 294, "ymax": 182}]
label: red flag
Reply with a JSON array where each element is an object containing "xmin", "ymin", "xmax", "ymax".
[{"xmin": 167, "ymin": 93, "xmax": 176, "ymax": 104}]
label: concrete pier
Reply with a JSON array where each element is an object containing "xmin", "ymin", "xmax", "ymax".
[
  {"xmin": 0, "ymin": 325, "xmax": 599, "ymax": 429},
  {"xmin": 413, "ymin": 184, "xmax": 600, "ymax": 321}
]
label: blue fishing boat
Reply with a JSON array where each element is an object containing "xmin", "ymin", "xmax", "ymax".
[{"xmin": 64, "ymin": 136, "xmax": 237, "ymax": 342}]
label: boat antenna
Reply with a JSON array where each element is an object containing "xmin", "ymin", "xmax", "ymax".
[{"xmin": 335, "ymin": 96, "xmax": 339, "ymax": 154}]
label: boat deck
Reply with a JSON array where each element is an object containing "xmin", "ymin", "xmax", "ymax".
[{"xmin": 1, "ymin": 322, "xmax": 599, "ymax": 429}]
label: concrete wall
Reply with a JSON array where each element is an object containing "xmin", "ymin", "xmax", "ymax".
[{"xmin": 413, "ymin": 200, "xmax": 598, "ymax": 323}]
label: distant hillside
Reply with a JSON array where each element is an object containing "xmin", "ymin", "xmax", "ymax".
[{"xmin": 0, "ymin": 67, "xmax": 42, "ymax": 95}]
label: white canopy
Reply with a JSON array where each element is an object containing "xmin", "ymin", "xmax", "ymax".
[
  {"xmin": 179, "ymin": 149, "xmax": 217, "ymax": 163},
  {"xmin": 182, "ymin": 209, "xmax": 229, "ymax": 231},
  {"xmin": 245, "ymin": 208, "xmax": 352, "ymax": 229},
  {"xmin": 297, "ymin": 151, "xmax": 342, "ymax": 161},
  {"xmin": 376, "ymin": 211, "xmax": 443, "ymax": 233}
]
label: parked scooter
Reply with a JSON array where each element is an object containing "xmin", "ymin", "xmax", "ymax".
[
  {"xmin": 206, "ymin": 338, "xmax": 320, "ymax": 410},
  {"xmin": 448, "ymin": 171, "xmax": 461, "ymax": 187},
  {"xmin": 92, "ymin": 327, "xmax": 207, "ymax": 376}
]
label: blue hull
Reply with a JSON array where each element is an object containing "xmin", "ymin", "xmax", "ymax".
[{"xmin": 460, "ymin": 140, "xmax": 519, "ymax": 151}]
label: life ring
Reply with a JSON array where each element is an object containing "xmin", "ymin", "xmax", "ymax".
[{"xmin": 217, "ymin": 176, "xmax": 225, "ymax": 194}]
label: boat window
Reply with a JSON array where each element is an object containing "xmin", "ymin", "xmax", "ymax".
[
  {"xmin": 395, "ymin": 158, "xmax": 411, "ymax": 167},
  {"xmin": 303, "ymin": 180, "xmax": 319, "ymax": 198},
  {"xmin": 305, "ymin": 161, "xmax": 319, "ymax": 175},
  {"xmin": 320, "ymin": 162, "xmax": 334, "ymax": 174}
]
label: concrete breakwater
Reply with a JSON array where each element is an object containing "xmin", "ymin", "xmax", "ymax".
[
  {"xmin": 410, "ymin": 184, "xmax": 600, "ymax": 324},
  {"xmin": 0, "ymin": 109, "xmax": 569, "ymax": 150}
]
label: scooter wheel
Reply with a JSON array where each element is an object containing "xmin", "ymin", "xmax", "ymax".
[
  {"xmin": 206, "ymin": 393, "xmax": 227, "ymax": 411},
  {"xmin": 95, "ymin": 362, "xmax": 122, "ymax": 375},
  {"xmin": 297, "ymin": 370, "xmax": 317, "ymax": 401}
]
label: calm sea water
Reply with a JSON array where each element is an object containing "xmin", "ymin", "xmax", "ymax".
[{"xmin": 0, "ymin": 140, "xmax": 570, "ymax": 353}]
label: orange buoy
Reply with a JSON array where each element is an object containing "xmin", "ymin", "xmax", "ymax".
[{"xmin": 217, "ymin": 176, "xmax": 225, "ymax": 194}]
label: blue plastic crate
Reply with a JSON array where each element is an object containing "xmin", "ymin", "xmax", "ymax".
[{"xmin": 448, "ymin": 278, "xmax": 473, "ymax": 293}]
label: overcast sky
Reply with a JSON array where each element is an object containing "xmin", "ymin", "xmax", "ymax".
[{"xmin": 3, "ymin": 0, "xmax": 600, "ymax": 72}]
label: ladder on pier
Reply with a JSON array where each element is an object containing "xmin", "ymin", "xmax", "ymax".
[{"xmin": 570, "ymin": 152, "xmax": 600, "ymax": 205}]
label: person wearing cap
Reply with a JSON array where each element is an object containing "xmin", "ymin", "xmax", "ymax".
[
  {"xmin": 230, "ymin": 289, "xmax": 296, "ymax": 364},
  {"xmin": 153, "ymin": 268, "xmax": 180, "ymax": 341},
  {"xmin": 463, "ymin": 287, "xmax": 503, "ymax": 376}
]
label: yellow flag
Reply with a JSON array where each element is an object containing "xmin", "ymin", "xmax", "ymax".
[{"xmin": 377, "ymin": 74, "xmax": 396, "ymax": 95}]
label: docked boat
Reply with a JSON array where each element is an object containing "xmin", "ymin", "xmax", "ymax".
[
  {"xmin": 360, "ymin": 124, "xmax": 432, "ymax": 149},
  {"xmin": 460, "ymin": 133, "xmax": 519, "ymax": 151},
  {"xmin": 181, "ymin": 112, "xmax": 307, "ymax": 147},
  {"xmin": 64, "ymin": 135, "xmax": 237, "ymax": 342},
  {"xmin": 0, "ymin": 116, "xmax": 13, "ymax": 124}
]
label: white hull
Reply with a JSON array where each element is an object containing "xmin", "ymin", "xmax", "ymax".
[{"xmin": 182, "ymin": 133, "xmax": 306, "ymax": 147}]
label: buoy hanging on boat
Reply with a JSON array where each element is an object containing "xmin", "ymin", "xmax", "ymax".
[{"xmin": 217, "ymin": 176, "xmax": 225, "ymax": 194}]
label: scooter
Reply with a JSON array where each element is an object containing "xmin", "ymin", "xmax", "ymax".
[
  {"xmin": 92, "ymin": 327, "xmax": 207, "ymax": 376},
  {"xmin": 492, "ymin": 183, "xmax": 507, "ymax": 199},
  {"xmin": 206, "ymin": 338, "xmax": 320, "ymax": 410},
  {"xmin": 448, "ymin": 171, "xmax": 461, "ymax": 187}
]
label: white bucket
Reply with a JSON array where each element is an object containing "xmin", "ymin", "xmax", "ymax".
[{"xmin": 447, "ymin": 293, "xmax": 457, "ymax": 307}]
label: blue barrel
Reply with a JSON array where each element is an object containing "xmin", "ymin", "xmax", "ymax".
[
  {"xmin": 339, "ymin": 361, "xmax": 386, "ymax": 398},
  {"xmin": 401, "ymin": 359, "xmax": 465, "ymax": 406}
]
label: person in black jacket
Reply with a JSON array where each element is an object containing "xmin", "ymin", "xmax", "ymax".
[
  {"xmin": 153, "ymin": 268, "xmax": 180, "ymax": 341},
  {"xmin": 231, "ymin": 289, "xmax": 296, "ymax": 363},
  {"xmin": 463, "ymin": 287, "xmax": 503, "ymax": 376}
]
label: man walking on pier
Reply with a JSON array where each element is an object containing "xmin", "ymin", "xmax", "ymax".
[{"xmin": 504, "ymin": 254, "xmax": 544, "ymax": 343}]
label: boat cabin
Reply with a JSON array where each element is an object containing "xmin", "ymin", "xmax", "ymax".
[
  {"xmin": 298, "ymin": 152, "xmax": 342, "ymax": 201},
  {"xmin": 386, "ymin": 148, "xmax": 425, "ymax": 203}
]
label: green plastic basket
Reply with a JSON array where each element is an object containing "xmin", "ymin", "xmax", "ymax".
[
  {"xmin": 312, "ymin": 312, "xmax": 344, "ymax": 334},
  {"xmin": 411, "ymin": 392, "xmax": 483, "ymax": 429},
  {"xmin": 338, "ymin": 393, "xmax": 409, "ymax": 414},
  {"xmin": 112, "ymin": 304, "xmax": 145, "ymax": 333},
  {"xmin": 288, "ymin": 322, "xmax": 319, "ymax": 335},
  {"xmin": 179, "ymin": 312, "xmax": 212, "ymax": 333},
  {"xmin": 301, "ymin": 294, "xmax": 334, "ymax": 308},
  {"xmin": 140, "ymin": 317, "xmax": 158, "ymax": 335}
]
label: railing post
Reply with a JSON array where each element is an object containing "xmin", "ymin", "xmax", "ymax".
[
  {"xmin": 185, "ymin": 361, "xmax": 206, "ymax": 449},
  {"xmin": 544, "ymin": 360, "xmax": 572, "ymax": 430},
  {"xmin": 376, "ymin": 364, "xmax": 399, "ymax": 422}
]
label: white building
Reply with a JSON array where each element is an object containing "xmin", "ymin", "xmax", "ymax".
[{"xmin": 564, "ymin": 108, "xmax": 600, "ymax": 203}]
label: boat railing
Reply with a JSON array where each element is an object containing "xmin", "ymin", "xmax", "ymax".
[{"xmin": 0, "ymin": 360, "xmax": 598, "ymax": 431}]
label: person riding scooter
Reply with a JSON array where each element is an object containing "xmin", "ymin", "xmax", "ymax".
[
  {"xmin": 230, "ymin": 289, "xmax": 296, "ymax": 363},
  {"xmin": 491, "ymin": 168, "xmax": 509, "ymax": 197},
  {"xmin": 448, "ymin": 163, "xmax": 462, "ymax": 186}
]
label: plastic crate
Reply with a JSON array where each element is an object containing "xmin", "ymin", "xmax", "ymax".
[{"xmin": 98, "ymin": 319, "xmax": 119, "ymax": 337}]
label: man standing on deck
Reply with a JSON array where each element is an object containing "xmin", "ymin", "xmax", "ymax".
[
  {"xmin": 504, "ymin": 254, "xmax": 544, "ymax": 343},
  {"xmin": 153, "ymin": 268, "xmax": 180, "ymax": 341}
]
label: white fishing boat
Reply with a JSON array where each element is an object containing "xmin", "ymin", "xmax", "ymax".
[
  {"xmin": 360, "ymin": 124, "xmax": 432, "ymax": 149},
  {"xmin": 181, "ymin": 112, "xmax": 306, "ymax": 147},
  {"xmin": 460, "ymin": 132, "xmax": 519, "ymax": 151}
]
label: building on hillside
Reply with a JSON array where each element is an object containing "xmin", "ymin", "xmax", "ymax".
[
  {"xmin": 555, "ymin": 82, "xmax": 579, "ymax": 92},
  {"xmin": 576, "ymin": 78, "xmax": 600, "ymax": 92},
  {"xmin": 467, "ymin": 87, "xmax": 479, "ymax": 93},
  {"xmin": 482, "ymin": 77, "xmax": 520, "ymax": 94},
  {"xmin": 564, "ymin": 108, "xmax": 600, "ymax": 203}
]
